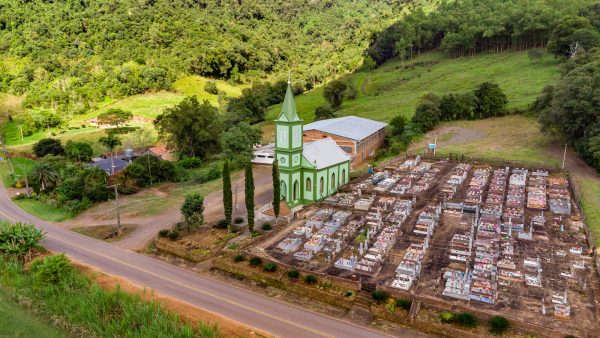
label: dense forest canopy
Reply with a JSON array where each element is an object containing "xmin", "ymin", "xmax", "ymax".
[
  {"xmin": 368, "ymin": 0, "xmax": 597, "ymax": 64},
  {"xmin": 0, "ymin": 0, "xmax": 403, "ymax": 114}
]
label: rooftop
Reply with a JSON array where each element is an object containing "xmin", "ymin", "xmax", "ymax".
[
  {"xmin": 303, "ymin": 138, "xmax": 350, "ymax": 169},
  {"xmin": 304, "ymin": 116, "xmax": 387, "ymax": 141}
]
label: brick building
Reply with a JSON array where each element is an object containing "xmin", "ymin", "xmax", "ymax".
[{"xmin": 303, "ymin": 116, "xmax": 387, "ymax": 168}]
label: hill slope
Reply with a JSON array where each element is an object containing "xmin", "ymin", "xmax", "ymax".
[{"xmin": 266, "ymin": 50, "xmax": 561, "ymax": 124}]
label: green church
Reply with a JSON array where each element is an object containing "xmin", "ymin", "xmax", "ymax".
[{"xmin": 275, "ymin": 82, "xmax": 351, "ymax": 208}]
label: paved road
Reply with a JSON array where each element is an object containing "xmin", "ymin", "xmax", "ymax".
[{"xmin": 0, "ymin": 186, "xmax": 423, "ymax": 338}]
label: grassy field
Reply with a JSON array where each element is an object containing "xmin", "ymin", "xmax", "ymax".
[
  {"xmin": 0, "ymin": 156, "xmax": 35, "ymax": 187},
  {"xmin": 0, "ymin": 288, "xmax": 67, "ymax": 338},
  {"xmin": 13, "ymin": 198, "xmax": 72, "ymax": 222},
  {"xmin": 266, "ymin": 50, "xmax": 560, "ymax": 125},
  {"xmin": 578, "ymin": 179, "xmax": 600, "ymax": 246}
]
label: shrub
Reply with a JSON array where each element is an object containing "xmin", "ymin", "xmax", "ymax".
[
  {"xmin": 261, "ymin": 223, "xmax": 272, "ymax": 231},
  {"xmin": 178, "ymin": 156, "xmax": 202, "ymax": 169},
  {"xmin": 249, "ymin": 257, "xmax": 262, "ymax": 267},
  {"xmin": 456, "ymin": 312, "xmax": 478, "ymax": 328},
  {"xmin": 344, "ymin": 291, "xmax": 354, "ymax": 297},
  {"xmin": 440, "ymin": 312, "xmax": 456, "ymax": 323},
  {"xmin": 488, "ymin": 316, "xmax": 510, "ymax": 335},
  {"xmin": 180, "ymin": 193, "xmax": 204, "ymax": 230},
  {"xmin": 395, "ymin": 299, "xmax": 412, "ymax": 311},
  {"xmin": 234, "ymin": 217, "xmax": 244, "ymax": 224},
  {"xmin": 215, "ymin": 219, "xmax": 229, "ymax": 229},
  {"xmin": 287, "ymin": 269, "xmax": 300, "ymax": 279},
  {"xmin": 304, "ymin": 274, "xmax": 318, "ymax": 285},
  {"xmin": 263, "ymin": 262, "xmax": 277, "ymax": 272},
  {"xmin": 167, "ymin": 230, "xmax": 179, "ymax": 240},
  {"xmin": 158, "ymin": 229, "xmax": 169, "ymax": 238},
  {"xmin": 371, "ymin": 290, "xmax": 389, "ymax": 302},
  {"xmin": 30, "ymin": 254, "xmax": 73, "ymax": 286},
  {"xmin": 33, "ymin": 138, "xmax": 65, "ymax": 158},
  {"xmin": 0, "ymin": 221, "xmax": 44, "ymax": 258},
  {"xmin": 233, "ymin": 254, "xmax": 245, "ymax": 263},
  {"xmin": 204, "ymin": 80, "xmax": 219, "ymax": 95}
]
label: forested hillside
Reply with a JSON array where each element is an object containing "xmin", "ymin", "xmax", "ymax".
[{"xmin": 0, "ymin": 0, "xmax": 402, "ymax": 114}]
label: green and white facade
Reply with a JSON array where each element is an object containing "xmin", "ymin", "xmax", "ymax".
[{"xmin": 275, "ymin": 83, "xmax": 350, "ymax": 208}]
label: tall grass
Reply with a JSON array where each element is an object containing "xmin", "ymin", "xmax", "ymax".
[{"xmin": 0, "ymin": 255, "xmax": 221, "ymax": 338}]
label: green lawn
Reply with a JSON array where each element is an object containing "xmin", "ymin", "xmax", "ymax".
[
  {"xmin": 13, "ymin": 198, "xmax": 71, "ymax": 222},
  {"xmin": 0, "ymin": 157, "xmax": 35, "ymax": 187},
  {"xmin": 0, "ymin": 288, "xmax": 67, "ymax": 338},
  {"xmin": 266, "ymin": 50, "xmax": 560, "ymax": 124},
  {"xmin": 578, "ymin": 178, "xmax": 600, "ymax": 247}
]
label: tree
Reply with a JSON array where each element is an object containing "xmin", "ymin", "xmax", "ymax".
[
  {"xmin": 154, "ymin": 96, "xmax": 223, "ymax": 159},
  {"xmin": 244, "ymin": 162, "xmax": 255, "ymax": 232},
  {"xmin": 394, "ymin": 37, "xmax": 412, "ymax": 67},
  {"xmin": 28, "ymin": 162, "xmax": 59, "ymax": 191},
  {"xmin": 181, "ymin": 193, "xmax": 204, "ymax": 231},
  {"xmin": 531, "ymin": 85, "xmax": 554, "ymax": 114},
  {"xmin": 65, "ymin": 140, "xmax": 93, "ymax": 162},
  {"xmin": 322, "ymin": 79, "xmax": 347, "ymax": 111},
  {"xmin": 98, "ymin": 132, "xmax": 122, "ymax": 175},
  {"xmin": 363, "ymin": 55, "xmax": 376, "ymax": 83},
  {"xmin": 474, "ymin": 82, "xmax": 507, "ymax": 119},
  {"xmin": 411, "ymin": 94, "xmax": 441, "ymax": 132},
  {"xmin": 488, "ymin": 316, "xmax": 510, "ymax": 335},
  {"xmin": 81, "ymin": 167, "xmax": 110, "ymax": 202},
  {"xmin": 272, "ymin": 160, "xmax": 280, "ymax": 219},
  {"xmin": 96, "ymin": 108, "xmax": 133, "ymax": 128},
  {"xmin": 548, "ymin": 16, "xmax": 593, "ymax": 57},
  {"xmin": 314, "ymin": 104, "xmax": 336, "ymax": 120},
  {"xmin": 32, "ymin": 138, "xmax": 65, "ymax": 158},
  {"xmin": 389, "ymin": 115, "xmax": 407, "ymax": 138},
  {"xmin": 439, "ymin": 93, "xmax": 476, "ymax": 121},
  {"xmin": 222, "ymin": 160, "xmax": 233, "ymax": 229},
  {"xmin": 221, "ymin": 122, "xmax": 262, "ymax": 164}
]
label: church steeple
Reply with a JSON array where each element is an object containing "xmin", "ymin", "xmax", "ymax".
[{"xmin": 278, "ymin": 77, "xmax": 301, "ymax": 122}]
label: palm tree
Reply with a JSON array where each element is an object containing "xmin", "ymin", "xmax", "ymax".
[
  {"xmin": 98, "ymin": 132, "xmax": 122, "ymax": 175},
  {"xmin": 28, "ymin": 162, "xmax": 59, "ymax": 191}
]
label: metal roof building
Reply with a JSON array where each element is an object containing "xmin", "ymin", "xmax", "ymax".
[{"xmin": 303, "ymin": 116, "xmax": 387, "ymax": 141}]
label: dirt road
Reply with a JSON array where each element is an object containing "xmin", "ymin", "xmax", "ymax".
[{"xmin": 64, "ymin": 165, "xmax": 273, "ymax": 251}]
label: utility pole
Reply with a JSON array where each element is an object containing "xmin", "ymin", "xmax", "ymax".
[
  {"xmin": 147, "ymin": 154, "xmax": 153, "ymax": 186},
  {"xmin": 561, "ymin": 143, "xmax": 567, "ymax": 170},
  {"xmin": 112, "ymin": 183, "xmax": 121, "ymax": 236},
  {"xmin": 0, "ymin": 140, "xmax": 14, "ymax": 175}
]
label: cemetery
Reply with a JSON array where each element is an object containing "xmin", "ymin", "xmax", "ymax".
[{"xmin": 260, "ymin": 156, "xmax": 599, "ymax": 333}]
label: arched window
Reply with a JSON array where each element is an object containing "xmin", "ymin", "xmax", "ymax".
[
  {"xmin": 320, "ymin": 177, "xmax": 324, "ymax": 194},
  {"xmin": 281, "ymin": 180, "xmax": 287, "ymax": 200},
  {"xmin": 331, "ymin": 173, "xmax": 336, "ymax": 190},
  {"xmin": 306, "ymin": 177, "xmax": 312, "ymax": 192},
  {"xmin": 293, "ymin": 180, "xmax": 299, "ymax": 201},
  {"xmin": 341, "ymin": 169, "xmax": 346, "ymax": 184}
]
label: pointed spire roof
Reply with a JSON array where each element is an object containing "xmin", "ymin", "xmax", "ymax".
[{"xmin": 278, "ymin": 76, "xmax": 301, "ymax": 122}]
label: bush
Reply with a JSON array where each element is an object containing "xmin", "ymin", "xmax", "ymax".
[
  {"xmin": 304, "ymin": 274, "xmax": 318, "ymax": 285},
  {"xmin": 234, "ymin": 217, "xmax": 244, "ymax": 224},
  {"xmin": 249, "ymin": 257, "xmax": 262, "ymax": 267},
  {"xmin": 215, "ymin": 219, "xmax": 229, "ymax": 229},
  {"xmin": 0, "ymin": 221, "xmax": 44, "ymax": 258},
  {"xmin": 488, "ymin": 316, "xmax": 510, "ymax": 335},
  {"xmin": 287, "ymin": 269, "xmax": 300, "ymax": 279},
  {"xmin": 371, "ymin": 290, "xmax": 389, "ymax": 302},
  {"xmin": 261, "ymin": 223, "xmax": 272, "ymax": 231},
  {"xmin": 204, "ymin": 81, "xmax": 219, "ymax": 95},
  {"xmin": 233, "ymin": 254, "xmax": 245, "ymax": 263},
  {"xmin": 456, "ymin": 312, "xmax": 478, "ymax": 328},
  {"xmin": 32, "ymin": 138, "xmax": 65, "ymax": 158},
  {"xmin": 263, "ymin": 262, "xmax": 277, "ymax": 272},
  {"xmin": 158, "ymin": 229, "xmax": 169, "ymax": 238},
  {"xmin": 30, "ymin": 254, "xmax": 73, "ymax": 286},
  {"xmin": 395, "ymin": 299, "xmax": 412, "ymax": 311},
  {"xmin": 440, "ymin": 312, "xmax": 456, "ymax": 323},
  {"xmin": 167, "ymin": 230, "xmax": 179, "ymax": 240},
  {"xmin": 344, "ymin": 291, "xmax": 354, "ymax": 297},
  {"xmin": 178, "ymin": 156, "xmax": 202, "ymax": 169}
]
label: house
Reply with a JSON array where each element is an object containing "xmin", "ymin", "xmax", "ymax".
[
  {"xmin": 303, "ymin": 116, "xmax": 387, "ymax": 167},
  {"xmin": 146, "ymin": 145, "xmax": 174, "ymax": 161},
  {"xmin": 275, "ymin": 81, "xmax": 351, "ymax": 207},
  {"xmin": 91, "ymin": 157, "xmax": 129, "ymax": 175}
]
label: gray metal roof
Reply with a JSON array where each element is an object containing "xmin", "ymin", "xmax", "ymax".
[
  {"xmin": 91, "ymin": 157, "xmax": 129, "ymax": 174},
  {"xmin": 303, "ymin": 138, "xmax": 350, "ymax": 169},
  {"xmin": 304, "ymin": 116, "xmax": 387, "ymax": 141}
]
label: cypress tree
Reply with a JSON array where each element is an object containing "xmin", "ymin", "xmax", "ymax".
[
  {"xmin": 222, "ymin": 160, "xmax": 232, "ymax": 229},
  {"xmin": 245, "ymin": 162, "xmax": 255, "ymax": 232},
  {"xmin": 272, "ymin": 160, "xmax": 280, "ymax": 219}
]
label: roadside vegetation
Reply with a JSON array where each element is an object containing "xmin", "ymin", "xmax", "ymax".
[{"xmin": 0, "ymin": 220, "xmax": 222, "ymax": 337}]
